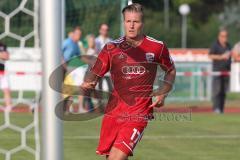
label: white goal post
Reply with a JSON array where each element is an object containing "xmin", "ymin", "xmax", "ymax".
[{"xmin": 40, "ymin": 0, "xmax": 64, "ymax": 160}]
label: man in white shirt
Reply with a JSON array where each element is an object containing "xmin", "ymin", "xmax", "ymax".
[
  {"xmin": 95, "ymin": 23, "xmax": 113, "ymax": 111},
  {"xmin": 232, "ymin": 42, "xmax": 240, "ymax": 62},
  {"xmin": 95, "ymin": 23, "xmax": 112, "ymax": 54}
]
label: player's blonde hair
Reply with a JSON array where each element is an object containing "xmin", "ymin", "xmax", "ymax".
[{"xmin": 122, "ymin": 3, "xmax": 144, "ymax": 21}]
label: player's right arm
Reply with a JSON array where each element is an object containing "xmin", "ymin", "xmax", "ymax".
[{"xmin": 81, "ymin": 44, "xmax": 110, "ymax": 89}]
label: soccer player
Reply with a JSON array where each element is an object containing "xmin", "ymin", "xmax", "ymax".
[{"xmin": 81, "ymin": 3, "xmax": 176, "ymax": 160}]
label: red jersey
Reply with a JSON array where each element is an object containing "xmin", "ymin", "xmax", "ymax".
[{"xmin": 91, "ymin": 35, "xmax": 174, "ymax": 119}]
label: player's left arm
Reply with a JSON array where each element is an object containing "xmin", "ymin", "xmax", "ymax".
[
  {"xmin": 150, "ymin": 43, "xmax": 176, "ymax": 108},
  {"xmin": 80, "ymin": 44, "xmax": 110, "ymax": 90},
  {"xmin": 81, "ymin": 70, "xmax": 100, "ymax": 89}
]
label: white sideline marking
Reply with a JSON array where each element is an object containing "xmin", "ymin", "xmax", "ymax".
[{"xmin": 64, "ymin": 135, "xmax": 240, "ymax": 140}]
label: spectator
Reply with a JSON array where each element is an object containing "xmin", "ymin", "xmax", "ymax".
[
  {"xmin": 78, "ymin": 37, "xmax": 86, "ymax": 55},
  {"xmin": 86, "ymin": 34, "xmax": 97, "ymax": 56},
  {"xmin": 62, "ymin": 26, "xmax": 85, "ymax": 113},
  {"xmin": 209, "ymin": 28, "xmax": 231, "ymax": 114},
  {"xmin": 62, "ymin": 27, "xmax": 82, "ymax": 63},
  {"xmin": 95, "ymin": 23, "xmax": 112, "ymax": 54},
  {"xmin": 0, "ymin": 42, "xmax": 12, "ymax": 109},
  {"xmin": 95, "ymin": 24, "xmax": 113, "ymax": 111},
  {"xmin": 81, "ymin": 34, "xmax": 97, "ymax": 112},
  {"xmin": 232, "ymin": 41, "xmax": 240, "ymax": 62}
]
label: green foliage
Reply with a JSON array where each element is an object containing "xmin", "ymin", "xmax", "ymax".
[
  {"xmin": 0, "ymin": 0, "xmax": 240, "ymax": 48},
  {"xmin": 24, "ymin": 0, "xmax": 34, "ymax": 11},
  {"xmin": 0, "ymin": 36, "xmax": 19, "ymax": 47},
  {"xmin": 10, "ymin": 11, "xmax": 34, "ymax": 37},
  {"xmin": 0, "ymin": 16, "xmax": 4, "ymax": 35},
  {"xmin": 143, "ymin": 8, "xmax": 182, "ymax": 47},
  {"xmin": 65, "ymin": 0, "xmax": 240, "ymax": 48},
  {"xmin": 188, "ymin": 15, "xmax": 221, "ymax": 48},
  {"xmin": 172, "ymin": 0, "xmax": 200, "ymax": 7},
  {"xmin": 66, "ymin": 0, "xmax": 121, "ymax": 39},
  {"xmin": 0, "ymin": 0, "xmax": 22, "ymax": 14}
]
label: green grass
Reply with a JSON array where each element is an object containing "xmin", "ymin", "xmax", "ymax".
[
  {"xmin": 0, "ymin": 108, "xmax": 240, "ymax": 160},
  {"xmin": 227, "ymin": 92, "xmax": 240, "ymax": 100},
  {"xmin": 0, "ymin": 112, "xmax": 36, "ymax": 160},
  {"xmin": 63, "ymin": 113, "xmax": 240, "ymax": 160},
  {"xmin": 0, "ymin": 91, "xmax": 37, "ymax": 99}
]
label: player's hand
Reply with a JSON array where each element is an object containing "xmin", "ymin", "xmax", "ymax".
[
  {"xmin": 149, "ymin": 94, "xmax": 167, "ymax": 108},
  {"xmin": 80, "ymin": 82, "xmax": 96, "ymax": 89},
  {"xmin": 79, "ymin": 82, "xmax": 96, "ymax": 97}
]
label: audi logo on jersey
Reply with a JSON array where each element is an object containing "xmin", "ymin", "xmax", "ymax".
[{"xmin": 121, "ymin": 66, "xmax": 146, "ymax": 75}]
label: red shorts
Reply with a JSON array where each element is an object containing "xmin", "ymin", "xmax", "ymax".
[{"xmin": 96, "ymin": 115, "xmax": 148, "ymax": 156}]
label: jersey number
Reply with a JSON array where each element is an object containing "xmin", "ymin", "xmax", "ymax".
[{"xmin": 130, "ymin": 128, "xmax": 143, "ymax": 144}]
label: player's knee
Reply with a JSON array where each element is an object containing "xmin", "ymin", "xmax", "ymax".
[
  {"xmin": 108, "ymin": 153, "xmax": 117, "ymax": 160},
  {"xmin": 108, "ymin": 148, "xmax": 128, "ymax": 160},
  {"xmin": 108, "ymin": 155, "xmax": 128, "ymax": 160}
]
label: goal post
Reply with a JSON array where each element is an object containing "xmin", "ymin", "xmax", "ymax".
[{"xmin": 40, "ymin": 0, "xmax": 63, "ymax": 160}]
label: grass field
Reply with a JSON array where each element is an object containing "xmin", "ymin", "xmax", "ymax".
[
  {"xmin": 63, "ymin": 113, "xmax": 240, "ymax": 160},
  {"xmin": 1, "ymin": 109, "xmax": 240, "ymax": 160}
]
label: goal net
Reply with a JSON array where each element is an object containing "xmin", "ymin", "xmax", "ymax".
[{"xmin": 0, "ymin": 0, "xmax": 40, "ymax": 159}]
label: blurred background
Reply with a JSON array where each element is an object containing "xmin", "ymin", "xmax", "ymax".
[{"xmin": 0, "ymin": 0, "xmax": 239, "ymax": 160}]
